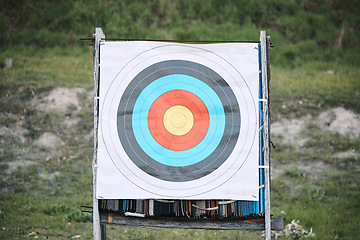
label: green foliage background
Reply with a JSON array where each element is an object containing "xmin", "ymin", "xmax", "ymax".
[{"xmin": 1, "ymin": 0, "xmax": 360, "ymax": 67}]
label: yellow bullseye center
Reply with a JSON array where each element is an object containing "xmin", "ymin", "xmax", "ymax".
[{"xmin": 163, "ymin": 105, "xmax": 194, "ymax": 136}]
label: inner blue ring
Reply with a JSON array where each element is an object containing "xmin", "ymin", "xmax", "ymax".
[{"xmin": 132, "ymin": 74, "xmax": 225, "ymax": 166}]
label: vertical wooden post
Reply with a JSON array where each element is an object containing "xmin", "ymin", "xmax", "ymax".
[
  {"xmin": 93, "ymin": 27, "xmax": 105, "ymax": 240},
  {"xmin": 260, "ymin": 31, "xmax": 271, "ymax": 240}
]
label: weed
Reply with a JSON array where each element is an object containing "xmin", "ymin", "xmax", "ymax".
[{"xmin": 273, "ymin": 219, "xmax": 315, "ymax": 239}]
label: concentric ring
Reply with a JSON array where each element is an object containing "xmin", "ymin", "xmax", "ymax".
[
  {"xmin": 131, "ymin": 74, "xmax": 225, "ymax": 167},
  {"xmin": 148, "ymin": 90, "xmax": 209, "ymax": 151},
  {"xmin": 117, "ymin": 60, "xmax": 240, "ymax": 181},
  {"xmin": 163, "ymin": 105, "xmax": 194, "ymax": 135}
]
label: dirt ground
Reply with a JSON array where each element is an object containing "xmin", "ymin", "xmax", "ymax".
[{"xmin": 1, "ymin": 87, "xmax": 360, "ymax": 188}]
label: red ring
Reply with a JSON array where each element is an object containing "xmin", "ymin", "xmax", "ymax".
[{"xmin": 148, "ymin": 90, "xmax": 209, "ymax": 151}]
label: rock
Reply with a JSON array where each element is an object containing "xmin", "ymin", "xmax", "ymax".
[
  {"xmin": 39, "ymin": 171, "xmax": 61, "ymax": 181},
  {"xmin": 0, "ymin": 125, "xmax": 27, "ymax": 144},
  {"xmin": 34, "ymin": 87, "xmax": 85, "ymax": 112},
  {"xmin": 34, "ymin": 132, "xmax": 63, "ymax": 148},
  {"xmin": 332, "ymin": 151, "xmax": 360, "ymax": 160},
  {"xmin": 271, "ymin": 107, "xmax": 360, "ymax": 148},
  {"xmin": 6, "ymin": 160, "xmax": 37, "ymax": 174},
  {"xmin": 271, "ymin": 115, "xmax": 311, "ymax": 147},
  {"xmin": 317, "ymin": 107, "xmax": 360, "ymax": 138},
  {"xmin": 63, "ymin": 116, "xmax": 80, "ymax": 130},
  {"xmin": 83, "ymin": 129, "xmax": 94, "ymax": 143}
]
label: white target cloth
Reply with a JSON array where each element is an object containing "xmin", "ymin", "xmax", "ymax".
[{"xmin": 97, "ymin": 41, "xmax": 259, "ymax": 200}]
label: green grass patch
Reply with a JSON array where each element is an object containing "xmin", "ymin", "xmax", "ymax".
[
  {"xmin": 271, "ymin": 63, "xmax": 360, "ymax": 120},
  {"xmin": 272, "ymin": 160, "xmax": 360, "ymax": 239},
  {"xmin": 0, "ymin": 46, "xmax": 93, "ymax": 88}
]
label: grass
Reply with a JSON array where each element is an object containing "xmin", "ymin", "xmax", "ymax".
[
  {"xmin": 0, "ymin": 8, "xmax": 359, "ymax": 237},
  {"xmin": 1, "ymin": 41, "xmax": 360, "ymax": 238},
  {"xmin": 0, "ymin": 46, "xmax": 93, "ymax": 88},
  {"xmin": 271, "ymin": 62, "xmax": 360, "ymax": 121},
  {"xmin": 0, "ymin": 49, "xmax": 261, "ymax": 239},
  {"xmin": 1, "ymin": 0, "xmax": 360, "ymax": 238},
  {"xmin": 270, "ymin": 105, "xmax": 360, "ymax": 239},
  {"xmin": 271, "ymin": 166, "xmax": 360, "ymax": 239}
]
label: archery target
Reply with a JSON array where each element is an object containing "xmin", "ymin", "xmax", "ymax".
[{"xmin": 97, "ymin": 42, "xmax": 259, "ymax": 200}]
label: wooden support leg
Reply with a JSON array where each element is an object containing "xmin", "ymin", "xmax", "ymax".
[{"xmin": 101, "ymin": 224, "xmax": 106, "ymax": 239}]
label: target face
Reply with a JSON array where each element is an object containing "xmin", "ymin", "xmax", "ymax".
[{"xmin": 97, "ymin": 42, "xmax": 259, "ymax": 200}]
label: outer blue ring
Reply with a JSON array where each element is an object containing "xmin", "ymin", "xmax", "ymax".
[{"xmin": 132, "ymin": 74, "xmax": 225, "ymax": 167}]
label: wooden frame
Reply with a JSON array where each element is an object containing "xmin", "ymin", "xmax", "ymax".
[
  {"xmin": 93, "ymin": 27, "xmax": 105, "ymax": 240},
  {"xmin": 101, "ymin": 212, "xmax": 282, "ymax": 231},
  {"xmin": 92, "ymin": 28, "xmax": 276, "ymax": 239},
  {"xmin": 260, "ymin": 30, "xmax": 272, "ymax": 240}
]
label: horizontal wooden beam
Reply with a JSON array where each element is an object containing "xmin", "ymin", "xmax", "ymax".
[
  {"xmin": 100, "ymin": 212, "xmax": 283, "ymax": 231},
  {"xmin": 79, "ymin": 37, "xmax": 260, "ymax": 43}
]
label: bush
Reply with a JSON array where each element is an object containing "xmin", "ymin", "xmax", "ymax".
[{"xmin": 0, "ymin": 0, "xmax": 359, "ymax": 67}]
